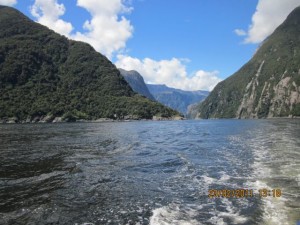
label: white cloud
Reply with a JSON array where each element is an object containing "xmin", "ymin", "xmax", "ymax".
[
  {"xmin": 115, "ymin": 55, "xmax": 222, "ymax": 91},
  {"xmin": 234, "ymin": 29, "xmax": 246, "ymax": 36},
  {"xmin": 73, "ymin": 0, "xmax": 133, "ymax": 58},
  {"xmin": 30, "ymin": 0, "xmax": 73, "ymax": 36},
  {"xmin": 30, "ymin": 0, "xmax": 133, "ymax": 59},
  {"xmin": 236, "ymin": 0, "xmax": 300, "ymax": 43},
  {"xmin": 0, "ymin": 0, "xmax": 17, "ymax": 6},
  {"xmin": 28, "ymin": 0, "xmax": 221, "ymax": 91}
]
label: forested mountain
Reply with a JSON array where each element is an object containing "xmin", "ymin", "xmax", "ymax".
[
  {"xmin": 195, "ymin": 6, "xmax": 300, "ymax": 119},
  {"xmin": 0, "ymin": 6, "xmax": 179, "ymax": 122}
]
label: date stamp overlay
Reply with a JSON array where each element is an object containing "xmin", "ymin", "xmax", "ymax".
[{"xmin": 208, "ymin": 188, "xmax": 282, "ymax": 198}]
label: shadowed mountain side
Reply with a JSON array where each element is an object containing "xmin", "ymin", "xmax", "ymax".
[
  {"xmin": 118, "ymin": 69, "xmax": 155, "ymax": 101},
  {"xmin": 0, "ymin": 6, "xmax": 180, "ymax": 123}
]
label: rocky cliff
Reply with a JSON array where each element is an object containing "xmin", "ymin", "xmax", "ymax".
[
  {"xmin": 196, "ymin": 6, "xmax": 300, "ymax": 119},
  {"xmin": 118, "ymin": 69, "xmax": 155, "ymax": 101}
]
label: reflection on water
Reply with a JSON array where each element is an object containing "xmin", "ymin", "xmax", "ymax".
[{"xmin": 0, "ymin": 119, "xmax": 299, "ymax": 224}]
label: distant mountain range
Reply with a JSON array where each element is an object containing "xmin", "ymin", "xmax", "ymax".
[
  {"xmin": 146, "ymin": 84, "xmax": 209, "ymax": 115},
  {"xmin": 118, "ymin": 69, "xmax": 155, "ymax": 101},
  {"xmin": 0, "ymin": 6, "xmax": 179, "ymax": 123},
  {"xmin": 5, "ymin": 3, "xmax": 297, "ymax": 121},
  {"xmin": 119, "ymin": 68, "xmax": 209, "ymax": 115},
  {"xmin": 192, "ymin": 6, "xmax": 300, "ymax": 119}
]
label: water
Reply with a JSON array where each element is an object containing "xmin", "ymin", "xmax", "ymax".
[{"xmin": 0, "ymin": 119, "xmax": 299, "ymax": 225}]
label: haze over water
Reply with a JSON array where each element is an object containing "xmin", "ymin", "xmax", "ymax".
[{"xmin": 0, "ymin": 119, "xmax": 299, "ymax": 225}]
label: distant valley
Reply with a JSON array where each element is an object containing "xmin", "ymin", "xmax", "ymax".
[
  {"xmin": 146, "ymin": 84, "xmax": 209, "ymax": 115},
  {"xmin": 119, "ymin": 69, "xmax": 209, "ymax": 115}
]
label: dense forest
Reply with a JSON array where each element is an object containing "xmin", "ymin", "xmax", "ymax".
[{"xmin": 0, "ymin": 6, "xmax": 180, "ymax": 122}]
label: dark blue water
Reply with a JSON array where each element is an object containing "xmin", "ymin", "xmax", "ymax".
[{"xmin": 0, "ymin": 120, "xmax": 299, "ymax": 225}]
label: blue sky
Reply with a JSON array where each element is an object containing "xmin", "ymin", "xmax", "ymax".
[
  {"xmin": 123, "ymin": 0, "xmax": 257, "ymax": 74},
  {"xmin": 2, "ymin": 0, "xmax": 299, "ymax": 90}
]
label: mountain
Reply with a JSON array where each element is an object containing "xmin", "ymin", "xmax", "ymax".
[
  {"xmin": 118, "ymin": 69, "xmax": 208, "ymax": 115},
  {"xmin": 195, "ymin": 6, "xmax": 300, "ymax": 119},
  {"xmin": 147, "ymin": 84, "xmax": 209, "ymax": 115},
  {"xmin": 118, "ymin": 69, "xmax": 155, "ymax": 100},
  {"xmin": 0, "ymin": 6, "xmax": 179, "ymax": 122}
]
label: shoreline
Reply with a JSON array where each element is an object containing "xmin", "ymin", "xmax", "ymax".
[
  {"xmin": 0, "ymin": 116, "xmax": 185, "ymax": 124},
  {"xmin": 2, "ymin": 115, "xmax": 299, "ymax": 124}
]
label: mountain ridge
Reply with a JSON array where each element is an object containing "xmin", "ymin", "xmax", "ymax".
[
  {"xmin": 194, "ymin": 6, "xmax": 300, "ymax": 119},
  {"xmin": 147, "ymin": 84, "xmax": 209, "ymax": 115},
  {"xmin": 0, "ymin": 6, "xmax": 179, "ymax": 122},
  {"xmin": 118, "ymin": 69, "xmax": 155, "ymax": 101},
  {"xmin": 119, "ymin": 68, "xmax": 209, "ymax": 115}
]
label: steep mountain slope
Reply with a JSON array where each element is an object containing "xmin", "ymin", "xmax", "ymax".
[
  {"xmin": 196, "ymin": 6, "xmax": 300, "ymax": 119},
  {"xmin": 118, "ymin": 69, "xmax": 155, "ymax": 100},
  {"xmin": 147, "ymin": 84, "xmax": 209, "ymax": 115},
  {"xmin": 0, "ymin": 6, "xmax": 179, "ymax": 122}
]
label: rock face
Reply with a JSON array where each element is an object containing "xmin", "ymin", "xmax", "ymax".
[
  {"xmin": 147, "ymin": 84, "xmax": 209, "ymax": 115},
  {"xmin": 195, "ymin": 6, "xmax": 300, "ymax": 119},
  {"xmin": 0, "ymin": 6, "xmax": 179, "ymax": 122},
  {"xmin": 118, "ymin": 69, "xmax": 155, "ymax": 100}
]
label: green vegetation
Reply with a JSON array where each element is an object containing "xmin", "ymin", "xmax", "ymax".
[
  {"xmin": 0, "ymin": 6, "xmax": 179, "ymax": 122},
  {"xmin": 196, "ymin": 6, "xmax": 300, "ymax": 119}
]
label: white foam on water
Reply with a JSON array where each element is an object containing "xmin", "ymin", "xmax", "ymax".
[
  {"xmin": 261, "ymin": 198, "xmax": 289, "ymax": 225},
  {"xmin": 149, "ymin": 191, "xmax": 250, "ymax": 225},
  {"xmin": 219, "ymin": 171, "xmax": 230, "ymax": 182},
  {"xmin": 201, "ymin": 171, "xmax": 238, "ymax": 188},
  {"xmin": 296, "ymin": 174, "xmax": 300, "ymax": 186},
  {"xmin": 207, "ymin": 215, "xmax": 226, "ymax": 225},
  {"xmin": 201, "ymin": 175, "xmax": 215, "ymax": 186},
  {"xmin": 74, "ymin": 223, "xmax": 94, "ymax": 225},
  {"xmin": 222, "ymin": 198, "xmax": 249, "ymax": 223},
  {"xmin": 246, "ymin": 130, "xmax": 299, "ymax": 225},
  {"xmin": 248, "ymin": 158, "xmax": 289, "ymax": 224},
  {"xmin": 200, "ymin": 172, "xmax": 240, "ymax": 193},
  {"xmin": 247, "ymin": 179, "xmax": 292, "ymax": 225},
  {"xmin": 149, "ymin": 203, "xmax": 203, "ymax": 225},
  {"xmin": 4, "ymin": 171, "xmax": 66, "ymax": 185},
  {"xmin": 208, "ymin": 198, "xmax": 249, "ymax": 225}
]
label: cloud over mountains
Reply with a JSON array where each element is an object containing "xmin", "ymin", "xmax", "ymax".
[
  {"xmin": 3, "ymin": 0, "xmax": 298, "ymax": 91},
  {"xmin": 0, "ymin": 0, "xmax": 16, "ymax": 6},
  {"xmin": 115, "ymin": 55, "xmax": 221, "ymax": 91},
  {"xmin": 30, "ymin": 0, "xmax": 133, "ymax": 58},
  {"xmin": 235, "ymin": 0, "xmax": 300, "ymax": 43}
]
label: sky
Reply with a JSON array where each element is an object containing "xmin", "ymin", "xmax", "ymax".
[{"xmin": 1, "ymin": 0, "xmax": 299, "ymax": 91}]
